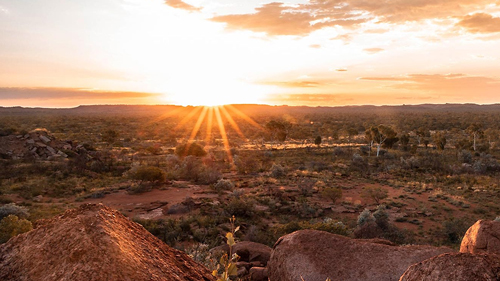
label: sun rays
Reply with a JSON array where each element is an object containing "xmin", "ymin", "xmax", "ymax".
[{"xmin": 150, "ymin": 105, "xmax": 264, "ymax": 163}]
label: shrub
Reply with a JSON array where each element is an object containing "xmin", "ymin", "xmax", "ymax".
[
  {"xmin": 130, "ymin": 166, "xmax": 166, "ymax": 183},
  {"xmin": 321, "ymin": 187, "xmax": 342, "ymax": 204},
  {"xmin": 0, "ymin": 215, "xmax": 33, "ymax": 243},
  {"xmin": 214, "ymin": 179, "xmax": 235, "ymax": 192},
  {"xmin": 175, "ymin": 142, "xmax": 207, "ymax": 157},
  {"xmin": 357, "ymin": 209, "xmax": 375, "ymax": 226},
  {"xmin": 361, "ymin": 186, "xmax": 388, "ymax": 205},
  {"xmin": 270, "ymin": 164, "xmax": 285, "ymax": 178},
  {"xmin": 0, "ymin": 204, "xmax": 29, "ymax": 220}
]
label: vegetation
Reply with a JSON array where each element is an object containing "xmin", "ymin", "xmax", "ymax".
[{"xmin": 2, "ymin": 104, "xmax": 500, "ymax": 250}]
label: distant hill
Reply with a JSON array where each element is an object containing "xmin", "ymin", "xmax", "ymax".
[{"xmin": 1, "ymin": 103, "xmax": 500, "ymax": 117}]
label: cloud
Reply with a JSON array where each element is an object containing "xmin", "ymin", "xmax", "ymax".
[
  {"xmin": 0, "ymin": 87, "xmax": 160, "ymax": 100},
  {"xmin": 210, "ymin": 0, "xmax": 493, "ymax": 36},
  {"xmin": 336, "ymin": 68, "xmax": 348, "ymax": 72},
  {"xmin": 364, "ymin": 47, "xmax": 384, "ymax": 54},
  {"xmin": 457, "ymin": 13, "xmax": 500, "ymax": 33},
  {"xmin": 261, "ymin": 80, "xmax": 323, "ymax": 88},
  {"xmin": 211, "ymin": 2, "xmax": 367, "ymax": 36},
  {"xmin": 164, "ymin": 0, "xmax": 201, "ymax": 12},
  {"xmin": 360, "ymin": 73, "xmax": 500, "ymax": 97}
]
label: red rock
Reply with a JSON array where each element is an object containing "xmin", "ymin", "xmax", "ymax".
[
  {"xmin": 0, "ymin": 204, "xmax": 214, "ymax": 281},
  {"xmin": 268, "ymin": 230, "xmax": 452, "ymax": 281},
  {"xmin": 399, "ymin": 252, "xmax": 500, "ymax": 281},
  {"xmin": 460, "ymin": 220, "xmax": 500, "ymax": 254}
]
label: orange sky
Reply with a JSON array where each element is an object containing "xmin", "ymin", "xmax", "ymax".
[{"xmin": 0, "ymin": 0, "xmax": 499, "ymax": 107}]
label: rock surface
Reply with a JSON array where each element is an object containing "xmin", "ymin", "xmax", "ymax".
[
  {"xmin": 460, "ymin": 220, "xmax": 500, "ymax": 254},
  {"xmin": 268, "ymin": 230, "xmax": 453, "ymax": 281},
  {"xmin": 399, "ymin": 252, "xmax": 500, "ymax": 281},
  {"xmin": 0, "ymin": 204, "xmax": 214, "ymax": 281}
]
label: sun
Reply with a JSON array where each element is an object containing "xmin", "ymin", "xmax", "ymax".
[{"xmin": 158, "ymin": 77, "xmax": 273, "ymax": 107}]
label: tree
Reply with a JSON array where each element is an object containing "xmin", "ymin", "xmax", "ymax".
[
  {"xmin": 266, "ymin": 120, "xmax": 292, "ymax": 147},
  {"xmin": 314, "ymin": 136, "xmax": 322, "ymax": 147},
  {"xmin": 399, "ymin": 134, "xmax": 410, "ymax": 151},
  {"xmin": 433, "ymin": 132, "xmax": 447, "ymax": 150},
  {"xmin": 361, "ymin": 186, "xmax": 388, "ymax": 205},
  {"xmin": 365, "ymin": 125, "xmax": 398, "ymax": 157},
  {"xmin": 467, "ymin": 123, "xmax": 483, "ymax": 151}
]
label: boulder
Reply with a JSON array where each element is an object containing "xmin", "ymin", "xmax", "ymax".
[
  {"xmin": 460, "ymin": 220, "xmax": 500, "ymax": 254},
  {"xmin": 249, "ymin": 267, "xmax": 268, "ymax": 281},
  {"xmin": 268, "ymin": 230, "xmax": 453, "ymax": 281},
  {"xmin": 399, "ymin": 252, "xmax": 500, "ymax": 281},
  {"xmin": 0, "ymin": 204, "xmax": 214, "ymax": 281}
]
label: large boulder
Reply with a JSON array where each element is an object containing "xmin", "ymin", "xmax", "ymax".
[
  {"xmin": 268, "ymin": 230, "xmax": 453, "ymax": 281},
  {"xmin": 0, "ymin": 204, "xmax": 214, "ymax": 281},
  {"xmin": 399, "ymin": 252, "xmax": 500, "ymax": 281},
  {"xmin": 460, "ymin": 220, "xmax": 500, "ymax": 254}
]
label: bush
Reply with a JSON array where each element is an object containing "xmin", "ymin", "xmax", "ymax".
[
  {"xmin": 270, "ymin": 164, "xmax": 285, "ymax": 178},
  {"xmin": 0, "ymin": 204, "xmax": 29, "ymax": 220},
  {"xmin": 214, "ymin": 179, "xmax": 235, "ymax": 192},
  {"xmin": 175, "ymin": 142, "xmax": 207, "ymax": 157},
  {"xmin": 130, "ymin": 166, "xmax": 166, "ymax": 183},
  {"xmin": 321, "ymin": 187, "xmax": 342, "ymax": 204},
  {"xmin": 0, "ymin": 215, "xmax": 33, "ymax": 243},
  {"xmin": 357, "ymin": 209, "xmax": 375, "ymax": 226},
  {"xmin": 361, "ymin": 186, "xmax": 388, "ymax": 205}
]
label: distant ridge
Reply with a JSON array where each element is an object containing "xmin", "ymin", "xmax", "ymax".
[{"xmin": 1, "ymin": 103, "xmax": 500, "ymax": 117}]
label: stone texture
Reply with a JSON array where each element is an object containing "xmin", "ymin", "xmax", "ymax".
[
  {"xmin": 461, "ymin": 220, "xmax": 500, "ymax": 255},
  {"xmin": 399, "ymin": 252, "xmax": 500, "ymax": 281},
  {"xmin": 268, "ymin": 230, "xmax": 453, "ymax": 281},
  {"xmin": 0, "ymin": 204, "xmax": 214, "ymax": 281}
]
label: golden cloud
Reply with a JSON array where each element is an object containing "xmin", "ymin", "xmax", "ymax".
[
  {"xmin": 457, "ymin": 13, "xmax": 500, "ymax": 33},
  {"xmin": 210, "ymin": 0, "xmax": 494, "ymax": 36},
  {"xmin": 164, "ymin": 0, "xmax": 200, "ymax": 12}
]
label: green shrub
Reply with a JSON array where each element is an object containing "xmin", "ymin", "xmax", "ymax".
[
  {"xmin": 0, "ymin": 203, "xmax": 29, "ymax": 220},
  {"xmin": 130, "ymin": 166, "xmax": 166, "ymax": 183},
  {"xmin": 0, "ymin": 215, "xmax": 33, "ymax": 243}
]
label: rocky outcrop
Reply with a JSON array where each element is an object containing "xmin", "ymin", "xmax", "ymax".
[
  {"xmin": 268, "ymin": 230, "xmax": 453, "ymax": 281},
  {"xmin": 460, "ymin": 220, "xmax": 500, "ymax": 254},
  {"xmin": 0, "ymin": 204, "xmax": 214, "ymax": 281},
  {"xmin": 399, "ymin": 252, "xmax": 500, "ymax": 281}
]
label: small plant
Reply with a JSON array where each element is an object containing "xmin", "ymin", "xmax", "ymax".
[
  {"xmin": 212, "ymin": 216, "xmax": 240, "ymax": 281},
  {"xmin": 321, "ymin": 187, "xmax": 342, "ymax": 204},
  {"xmin": 0, "ymin": 215, "xmax": 33, "ymax": 244},
  {"xmin": 214, "ymin": 179, "xmax": 235, "ymax": 192}
]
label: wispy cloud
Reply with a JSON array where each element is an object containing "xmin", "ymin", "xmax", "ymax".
[
  {"xmin": 361, "ymin": 73, "xmax": 500, "ymax": 96},
  {"xmin": 457, "ymin": 13, "xmax": 500, "ymax": 33},
  {"xmin": 364, "ymin": 47, "xmax": 384, "ymax": 54},
  {"xmin": 0, "ymin": 87, "xmax": 160, "ymax": 100},
  {"xmin": 164, "ymin": 0, "xmax": 201, "ymax": 12}
]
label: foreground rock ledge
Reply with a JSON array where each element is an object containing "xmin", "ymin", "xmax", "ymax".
[
  {"xmin": 268, "ymin": 230, "xmax": 452, "ymax": 281},
  {"xmin": 399, "ymin": 252, "xmax": 500, "ymax": 281},
  {"xmin": 0, "ymin": 204, "xmax": 214, "ymax": 281}
]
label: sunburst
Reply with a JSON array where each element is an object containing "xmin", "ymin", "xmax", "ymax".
[{"xmin": 152, "ymin": 105, "xmax": 264, "ymax": 163}]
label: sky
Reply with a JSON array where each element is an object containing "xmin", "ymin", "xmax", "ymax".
[{"xmin": 0, "ymin": 0, "xmax": 499, "ymax": 107}]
